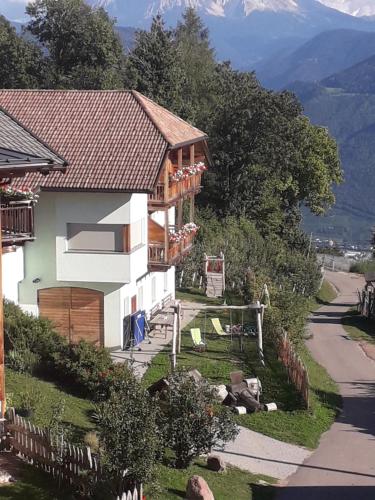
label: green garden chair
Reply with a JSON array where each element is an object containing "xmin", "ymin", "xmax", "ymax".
[{"xmin": 190, "ymin": 328, "xmax": 206, "ymax": 351}]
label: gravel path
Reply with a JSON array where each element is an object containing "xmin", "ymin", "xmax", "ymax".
[{"xmin": 277, "ymin": 271, "xmax": 375, "ymax": 500}]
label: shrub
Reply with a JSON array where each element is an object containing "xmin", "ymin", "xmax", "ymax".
[
  {"xmin": 4, "ymin": 300, "xmax": 66, "ymax": 373},
  {"xmin": 53, "ymin": 341, "xmax": 113, "ymax": 397},
  {"xmin": 161, "ymin": 370, "xmax": 239, "ymax": 468},
  {"xmin": 17, "ymin": 387, "xmax": 45, "ymax": 417},
  {"xmin": 6, "ymin": 348, "xmax": 40, "ymax": 374},
  {"xmin": 96, "ymin": 374, "xmax": 161, "ymax": 495},
  {"xmin": 350, "ymin": 259, "xmax": 375, "ymax": 274}
]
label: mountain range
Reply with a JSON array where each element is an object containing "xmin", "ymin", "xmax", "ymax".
[
  {"xmin": 288, "ymin": 56, "xmax": 375, "ymax": 243},
  {"xmin": 3, "ymin": 0, "xmax": 375, "ymax": 66}
]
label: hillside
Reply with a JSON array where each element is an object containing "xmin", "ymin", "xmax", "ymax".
[
  {"xmin": 322, "ymin": 53, "xmax": 375, "ymax": 92},
  {"xmin": 256, "ymin": 29, "xmax": 375, "ymax": 89},
  {"xmin": 289, "ymin": 75, "xmax": 375, "ymax": 243}
]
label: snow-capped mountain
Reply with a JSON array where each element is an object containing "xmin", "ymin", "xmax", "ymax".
[
  {"xmin": 143, "ymin": 0, "xmax": 299, "ymax": 17},
  {"xmin": 318, "ymin": 0, "xmax": 375, "ymax": 17}
]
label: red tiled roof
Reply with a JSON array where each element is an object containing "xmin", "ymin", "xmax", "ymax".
[{"xmin": 0, "ymin": 90, "xmax": 207, "ymax": 192}]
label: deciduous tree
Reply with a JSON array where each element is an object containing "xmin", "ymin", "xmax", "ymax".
[
  {"xmin": 0, "ymin": 15, "xmax": 43, "ymax": 88},
  {"xmin": 26, "ymin": 0, "xmax": 125, "ymax": 89}
]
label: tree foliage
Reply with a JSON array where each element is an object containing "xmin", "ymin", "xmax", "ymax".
[
  {"xmin": 0, "ymin": 15, "xmax": 43, "ymax": 88},
  {"xmin": 26, "ymin": 0, "xmax": 125, "ymax": 89},
  {"xmin": 174, "ymin": 8, "xmax": 217, "ymax": 125},
  {"xmin": 125, "ymin": 15, "xmax": 184, "ymax": 113},
  {"xmin": 201, "ymin": 64, "xmax": 342, "ymax": 236},
  {"xmin": 96, "ymin": 375, "xmax": 161, "ymax": 493},
  {"xmin": 161, "ymin": 370, "xmax": 238, "ymax": 468}
]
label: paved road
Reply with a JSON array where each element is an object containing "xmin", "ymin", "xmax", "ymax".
[{"xmin": 278, "ymin": 271, "xmax": 375, "ymax": 500}]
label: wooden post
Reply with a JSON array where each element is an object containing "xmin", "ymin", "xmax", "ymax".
[
  {"xmin": 164, "ymin": 160, "xmax": 169, "ymax": 203},
  {"xmin": 164, "ymin": 207, "xmax": 169, "ymax": 264},
  {"xmin": 189, "ymin": 194, "xmax": 194, "ymax": 222},
  {"xmin": 170, "ymin": 309, "xmax": 177, "ymax": 371},
  {"xmin": 0, "ymin": 209, "xmax": 4, "ymax": 416},
  {"xmin": 256, "ymin": 301, "xmax": 265, "ymax": 367},
  {"xmin": 189, "ymin": 143, "xmax": 195, "ymax": 165},
  {"xmin": 176, "ymin": 302, "xmax": 182, "ymax": 354}
]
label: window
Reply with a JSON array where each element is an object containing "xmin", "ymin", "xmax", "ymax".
[
  {"xmin": 67, "ymin": 223, "xmax": 130, "ymax": 253},
  {"xmin": 151, "ymin": 277, "xmax": 156, "ymax": 303}
]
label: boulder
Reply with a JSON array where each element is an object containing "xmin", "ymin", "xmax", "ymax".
[
  {"xmin": 207, "ymin": 454, "xmax": 226, "ymax": 473},
  {"xmin": 186, "ymin": 475, "xmax": 215, "ymax": 500}
]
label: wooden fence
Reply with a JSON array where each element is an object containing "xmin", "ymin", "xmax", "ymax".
[
  {"xmin": 358, "ymin": 288, "xmax": 375, "ymax": 319},
  {"xmin": 277, "ymin": 331, "xmax": 310, "ymax": 409},
  {"xmin": 5, "ymin": 408, "xmax": 143, "ymax": 499}
]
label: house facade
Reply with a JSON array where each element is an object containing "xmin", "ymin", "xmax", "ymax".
[
  {"xmin": 0, "ymin": 106, "xmax": 67, "ymax": 415},
  {"xmin": 0, "ymin": 90, "xmax": 208, "ymax": 350}
]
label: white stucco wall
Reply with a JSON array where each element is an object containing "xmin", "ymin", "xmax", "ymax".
[
  {"xmin": 18, "ymin": 191, "xmax": 175, "ymax": 349},
  {"xmin": 2, "ymin": 247, "xmax": 24, "ymax": 304}
]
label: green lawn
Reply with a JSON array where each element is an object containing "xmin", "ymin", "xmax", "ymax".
[
  {"xmin": 144, "ymin": 285, "xmax": 340, "ymax": 449},
  {"xmin": 0, "ymin": 463, "xmax": 73, "ymax": 500},
  {"xmin": 342, "ymin": 310, "xmax": 375, "ymax": 345},
  {"xmin": 6, "ymin": 369, "xmax": 95, "ymax": 442},
  {"xmin": 147, "ymin": 459, "xmax": 275, "ymax": 500}
]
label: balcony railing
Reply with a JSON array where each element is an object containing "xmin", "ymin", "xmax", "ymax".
[
  {"xmin": 148, "ymin": 172, "xmax": 202, "ymax": 206},
  {"xmin": 1, "ymin": 202, "xmax": 34, "ymax": 245},
  {"xmin": 148, "ymin": 229, "xmax": 195, "ymax": 266}
]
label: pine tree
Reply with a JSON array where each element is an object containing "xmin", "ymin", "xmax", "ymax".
[
  {"xmin": 125, "ymin": 15, "xmax": 184, "ymax": 114},
  {"xmin": 175, "ymin": 8, "xmax": 217, "ymax": 125}
]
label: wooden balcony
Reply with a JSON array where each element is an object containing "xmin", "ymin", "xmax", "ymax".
[
  {"xmin": 148, "ymin": 219, "xmax": 195, "ymax": 271},
  {"xmin": 148, "ymin": 171, "xmax": 202, "ymax": 209},
  {"xmin": 1, "ymin": 202, "xmax": 34, "ymax": 247}
]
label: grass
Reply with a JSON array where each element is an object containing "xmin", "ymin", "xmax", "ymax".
[
  {"xmin": 0, "ymin": 462, "xmax": 73, "ymax": 500},
  {"xmin": 342, "ymin": 310, "xmax": 375, "ymax": 345},
  {"xmin": 144, "ymin": 297, "xmax": 340, "ymax": 448},
  {"xmin": 6, "ymin": 369, "xmax": 95, "ymax": 442},
  {"xmin": 309, "ymin": 279, "xmax": 337, "ymax": 312},
  {"xmin": 146, "ymin": 459, "xmax": 275, "ymax": 500}
]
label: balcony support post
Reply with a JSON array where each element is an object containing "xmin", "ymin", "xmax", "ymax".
[
  {"xmin": 164, "ymin": 207, "xmax": 169, "ymax": 264},
  {"xmin": 164, "ymin": 160, "xmax": 169, "ymax": 204},
  {"xmin": 189, "ymin": 194, "xmax": 195, "ymax": 223}
]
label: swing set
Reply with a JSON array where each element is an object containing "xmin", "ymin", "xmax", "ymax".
[{"xmin": 170, "ymin": 301, "xmax": 266, "ymax": 370}]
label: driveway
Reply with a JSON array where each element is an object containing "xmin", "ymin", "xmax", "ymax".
[{"xmin": 277, "ymin": 271, "xmax": 375, "ymax": 500}]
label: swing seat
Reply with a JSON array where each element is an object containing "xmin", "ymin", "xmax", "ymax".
[
  {"xmin": 190, "ymin": 328, "xmax": 206, "ymax": 351},
  {"xmin": 211, "ymin": 318, "xmax": 231, "ymax": 336}
]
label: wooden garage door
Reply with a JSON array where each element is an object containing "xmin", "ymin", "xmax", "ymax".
[{"xmin": 38, "ymin": 287, "xmax": 104, "ymax": 346}]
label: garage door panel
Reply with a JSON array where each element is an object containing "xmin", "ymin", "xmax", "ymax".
[
  {"xmin": 38, "ymin": 287, "xmax": 104, "ymax": 346},
  {"xmin": 39, "ymin": 288, "xmax": 71, "ymax": 340}
]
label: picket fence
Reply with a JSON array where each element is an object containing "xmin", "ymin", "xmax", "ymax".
[
  {"xmin": 277, "ymin": 331, "xmax": 310, "ymax": 408},
  {"xmin": 5, "ymin": 407, "xmax": 143, "ymax": 499}
]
